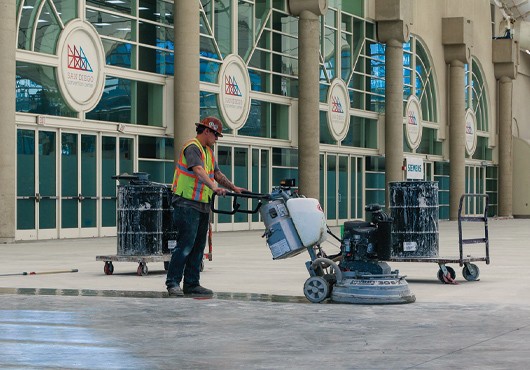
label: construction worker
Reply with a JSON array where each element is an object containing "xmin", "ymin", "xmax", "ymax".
[{"xmin": 166, "ymin": 116, "xmax": 246, "ymax": 297}]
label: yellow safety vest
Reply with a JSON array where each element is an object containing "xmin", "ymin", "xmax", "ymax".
[{"xmin": 172, "ymin": 138, "xmax": 215, "ymax": 203}]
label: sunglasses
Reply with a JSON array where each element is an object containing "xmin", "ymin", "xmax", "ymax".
[{"xmin": 209, "ymin": 128, "xmax": 221, "ymax": 138}]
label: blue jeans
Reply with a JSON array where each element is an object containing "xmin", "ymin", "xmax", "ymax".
[{"xmin": 165, "ymin": 205, "xmax": 209, "ymax": 289}]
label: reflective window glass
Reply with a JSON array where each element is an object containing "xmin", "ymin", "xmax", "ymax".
[
  {"xmin": 16, "ymin": 62, "xmax": 77, "ymax": 117},
  {"xmin": 86, "ymin": 10, "xmax": 134, "ymax": 40},
  {"xmin": 34, "ymin": 1, "xmax": 61, "ymax": 54},
  {"xmin": 87, "ymin": 0, "xmax": 132, "ymax": 15},
  {"xmin": 139, "ymin": 0, "xmax": 174, "ymax": 25},
  {"xmin": 239, "ymin": 100, "xmax": 289, "ymax": 139},
  {"xmin": 102, "ymin": 39, "xmax": 133, "ymax": 69},
  {"xmin": 139, "ymin": 22, "xmax": 174, "ymax": 49}
]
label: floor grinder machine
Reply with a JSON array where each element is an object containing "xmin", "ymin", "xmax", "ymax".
[{"xmin": 212, "ymin": 180, "xmax": 415, "ymax": 304}]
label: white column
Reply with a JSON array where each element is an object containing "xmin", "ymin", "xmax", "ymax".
[{"xmin": 0, "ymin": 0, "xmax": 16, "ymax": 242}]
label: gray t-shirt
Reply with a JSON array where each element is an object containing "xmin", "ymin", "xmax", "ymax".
[{"xmin": 172, "ymin": 144, "xmax": 219, "ymax": 213}]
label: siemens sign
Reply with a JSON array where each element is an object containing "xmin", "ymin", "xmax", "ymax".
[{"xmin": 406, "ymin": 157, "xmax": 424, "ymax": 180}]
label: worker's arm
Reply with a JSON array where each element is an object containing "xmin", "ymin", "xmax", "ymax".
[
  {"xmin": 214, "ymin": 170, "xmax": 246, "ymax": 194},
  {"xmin": 191, "ymin": 165, "xmax": 227, "ymax": 196}
]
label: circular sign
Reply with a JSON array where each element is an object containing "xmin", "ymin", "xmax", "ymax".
[
  {"xmin": 465, "ymin": 109, "xmax": 478, "ymax": 155},
  {"xmin": 404, "ymin": 95, "xmax": 423, "ymax": 150},
  {"xmin": 326, "ymin": 78, "xmax": 351, "ymax": 141},
  {"xmin": 56, "ymin": 20, "xmax": 105, "ymax": 112},
  {"xmin": 217, "ymin": 55, "xmax": 251, "ymax": 130}
]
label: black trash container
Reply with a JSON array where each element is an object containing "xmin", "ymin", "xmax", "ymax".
[
  {"xmin": 162, "ymin": 185, "xmax": 178, "ymax": 254},
  {"xmin": 116, "ymin": 174, "xmax": 166, "ymax": 256},
  {"xmin": 389, "ymin": 181, "xmax": 439, "ymax": 258}
]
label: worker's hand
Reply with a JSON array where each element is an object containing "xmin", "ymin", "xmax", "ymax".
[
  {"xmin": 232, "ymin": 186, "xmax": 247, "ymax": 194},
  {"xmin": 213, "ymin": 186, "xmax": 227, "ymax": 197}
]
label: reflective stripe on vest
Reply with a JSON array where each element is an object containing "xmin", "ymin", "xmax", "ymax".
[{"xmin": 172, "ymin": 138, "xmax": 215, "ymax": 203}]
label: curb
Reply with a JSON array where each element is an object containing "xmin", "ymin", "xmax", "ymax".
[{"xmin": 0, "ymin": 287, "xmax": 309, "ymax": 304}]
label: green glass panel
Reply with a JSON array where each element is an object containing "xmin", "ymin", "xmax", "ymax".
[
  {"xmin": 102, "ymin": 39, "xmax": 133, "ymax": 69},
  {"xmin": 272, "ymin": 168, "xmax": 298, "ymax": 188},
  {"xmin": 81, "ymin": 199, "xmax": 97, "ymax": 228},
  {"xmin": 53, "ymin": 0, "xmax": 77, "ymax": 25},
  {"xmin": 61, "ymin": 133, "xmax": 78, "ymax": 229},
  {"xmin": 102, "ymin": 199, "xmax": 116, "ymax": 227},
  {"xmin": 320, "ymin": 111, "xmax": 336, "ymax": 145},
  {"xmin": 138, "ymin": 160, "xmax": 167, "ymax": 183},
  {"xmin": 327, "ymin": 155, "xmax": 337, "ymax": 220},
  {"xmin": 341, "ymin": 32, "xmax": 352, "ymax": 80},
  {"xmin": 199, "ymin": 91, "xmax": 219, "ymax": 116},
  {"xmin": 249, "ymin": 69, "xmax": 270, "ymax": 93},
  {"xmin": 135, "ymin": 81, "xmax": 163, "ymax": 126},
  {"xmin": 86, "ymin": 10, "xmax": 133, "ymax": 40},
  {"xmin": 39, "ymin": 198, "xmax": 56, "ymax": 229},
  {"xmin": 39, "ymin": 130, "xmax": 56, "ymax": 229},
  {"xmin": 139, "ymin": 0, "xmax": 174, "ymax": 25},
  {"xmin": 325, "ymin": 8, "xmax": 336, "ymax": 28},
  {"xmin": 255, "ymin": 0, "xmax": 270, "ymax": 37},
  {"xmin": 18, "ymin": 199, "xmax": 35, "ymax": 230},
  {"xmin": 234, "ymin": 148, "xmax": 249, "ymax": 223},
  {"xmin": 320, "ymin": 154, "xmax": 325, "ymax": 208},
  {"xmin": 102, "ymin": 136, "xmax": 116, "ymax": 227},
  {"xmin": 238, "ymin": 1, "xmax": 253, "ymax": 60},
  {"xmin": 201, "ymin": 0, "xmax": 212, "ymax": 24},
  {"xmin": 86, "ymin": 76, "xmax": 131, "ymax": 123},
  {"xmin": 272, "ymin": 148, "xmax": 298, "ymax": 167},
  {"xmin": 139, "ymin": 22, "xmax": 173, "ymax": 49},
  {"xmin": 214, "ymin": 0, "xmax": 231, "ymax": 56},
  {"xmin": 39, "ymin": 131, "xmax": 56, "ymax": 197},
  {"xmin": 272, "ymin": 53, "xmax": 298, "ymax": 75},
  {"xmin": 34, "ymin": 1, "xmax": 61, "ymax": 54},
  {"xmin": 324, "ymin": 27, "xmax": 336, "ymax": 80},
  {"xmin": 16, "ymin": 62, "xmax": 77, "ymax": 117},
  {"xmin": 261, "ymin": 149, "xmax": 270, "ymax": 194},
  {"xmin": 249, "ymin": 49, "xmax": 270, "ymax": 70},
  {"xmin": 139, "ymin": 136, "xmax": 174, "ymax": 160},
  {"xmin": 81, "ymin": 135, "xmax": 97, "ymax": 197},
  {"xmin": 200, "ymin": 60, "xmax": 221, "ymax": 83},
  {"xmin": 119, "ymin": 138, "xmax": 134, "ymax": 175},
  {"xmin": 272, "ymin": 10, "xmax": 297, "ymax": 35},
  {"xmin": 272, "ymin": 34, "xmax": 298, "ymax": 58},
  {"xmin": 251, "ymin": 149, "xmax": 260, "ymax": 222},
  {"xmin": 340, "ymin": 1, "xmax": 363, "ymax": 16},
  {"xmin": 18, "ymin": 0, "xmax": 38, "ymax": 50},
  {"xmin": 201, "ymin": 36, "xmax": 221, "ymax": 59},
  {"xmin": 272, "ymin": 0, "xmax": 284, "ymax": 11},
  {"xmin": 87, "ymin": 0, "xmax": 132, "ymax": 14},
  {"xmin": 338, "ymin": 156, "xmax": 348, "ymax": 219},
  {"xmin": 217, "ymin": 146, "xmax": 232, "ymax": 223},
  {"xmin": 240, "ymin": 100, "xmax": 289, "ymax": 139},
  {"xmin": 62, "ymin": 199, "xmax": 78, "ymax": 228},
  {"xmin": 17, "ymin": 129, "xmax": 35, "ymax": 197}
]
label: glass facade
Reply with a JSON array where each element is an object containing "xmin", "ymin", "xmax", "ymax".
[{"xmin": 13, "ymin": 0, "xmax": 500, "ymax": 239}]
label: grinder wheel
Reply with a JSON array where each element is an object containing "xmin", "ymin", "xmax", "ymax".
[{"xmin": 303, "ymin": 276, "xmax": 330, "ymax": 303}]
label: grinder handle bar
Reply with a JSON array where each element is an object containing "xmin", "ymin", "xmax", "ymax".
[{"xmin": 211, "ymin": 190, "xmax": 271, "ymax": 215}]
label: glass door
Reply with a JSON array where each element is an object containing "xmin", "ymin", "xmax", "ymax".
[
  {"xmin": 60, "ymin": 132, "xmax": 99, "ymax": 238},
  {"xmin": 465, "ymin": 165, "xmax": 486, "ymax": 216},
  {"xmin": 338, "ymin": 155, "xmax": 349, "ymax": 223},
  {"xmin": 250, "ymin": 148, "xmax": 270, "ymax": 230},
  {"xmin": 326, "ymin": 154, "xmax": 337, "ymax": 225},
  {"xmin": 214, "ymin": 145, "xmax": 250, "ymax": 231},
  {"xmin": 16, "ymin": 129, "xmax": 59, "ymax": 240}
]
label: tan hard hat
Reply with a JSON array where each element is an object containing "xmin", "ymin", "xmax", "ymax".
[{"xmin": 196, "ymin": 116, "xmax": 223, "ymax": 137}]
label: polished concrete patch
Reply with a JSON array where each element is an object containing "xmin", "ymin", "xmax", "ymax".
[{"xmin": 0, "ymin": 294, "xmax": 529, "ymax": 369}]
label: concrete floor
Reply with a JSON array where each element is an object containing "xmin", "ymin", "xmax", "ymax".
[{"xmin": 0, "ymin": 218, "xmax": 530, "ymax": 369}]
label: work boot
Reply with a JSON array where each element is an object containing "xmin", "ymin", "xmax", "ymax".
[
  {"xmin": 183, "ymin": 284, "xmax": 213, "ymax": 295},
  {"xmin": 167, "ymin": 286, "xmax": 184, "ymax": 297}
]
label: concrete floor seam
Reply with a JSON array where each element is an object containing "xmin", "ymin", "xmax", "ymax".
[{"xmin": 402, "ymin": 322, "xmax": 530, "ymax": 369}]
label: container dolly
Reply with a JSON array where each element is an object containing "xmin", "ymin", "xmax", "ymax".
[{"xmin": 386, "ymin": 193, "xmax": 490, "ymax": 284}]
